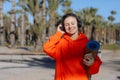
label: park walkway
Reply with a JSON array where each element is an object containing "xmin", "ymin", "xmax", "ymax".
[{"xmin": 0, "ymin": 46, "xmax": 120, "ymax": 80}]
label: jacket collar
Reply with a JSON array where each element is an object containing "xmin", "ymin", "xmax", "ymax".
[{"xmin": 63, "ymin": 32, "xmax": 86, "ymax": 41}]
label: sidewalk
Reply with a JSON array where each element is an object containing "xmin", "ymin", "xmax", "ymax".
[{"xmin": 0, "ymin": 46, "xmax": 120, "ymax": 80}]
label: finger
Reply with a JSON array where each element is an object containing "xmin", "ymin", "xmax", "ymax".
[{"xmin": 83, "ymin": 58, "xmax": 94, "ymax": 66}]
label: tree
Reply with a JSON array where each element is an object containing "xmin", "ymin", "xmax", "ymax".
[
  {"xmin": 107, "ymin": 10, "xmax": 117, "ymax": 44},
  {"xmin": 8, "ymin": 0, "xmax": 16, "ymax": 48},
  {"xmin": 0, "ymin": 0, "xmax": 9, "ymax": 45},
  {"xmin": 17, "ymin": 0, "xmax": 43, "ymax": 50},
  {"xmin": 77, "ymin": 7, "xmax": 98, "ymax": 40},
  {"xmin": 62, "ymin": 0, "xmax": 72, "ymax": 13},
  {"xmin": 0, "ymin": 0, "xmax": 4, "ymax": 45},
  {"xmin": 47, "ymin": 0, "xmax": 65, "ymax": 37},
  {"xmin": 17, "ymin": 0, "xmax": 28, "ymax": 47}
]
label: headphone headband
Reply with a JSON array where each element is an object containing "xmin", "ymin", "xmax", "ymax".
[{"xmin": 61, "ymin": 13, "xmax": 82, "ymax": 31}]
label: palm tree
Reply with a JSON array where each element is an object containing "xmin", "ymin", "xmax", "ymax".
[
  {"xmin": 17, "ymin": 0, "xmax": 42, "ymax": 49},
  {"xmin": 8, "ymin": 0, "xmax": 16, "ymax": 48},
  {"xmin": 115, "ymin": 26, "xmax": 120, "ymax": 44},
  {"xmin": 2, "ymin": 14, "xmax": 11, "ymax": 45},
  {"xmin": 107, "ymin": 10, "xmax": 117, "ymax": 44},
  {"xmin": 41, "ymin": 0, "xmax": 47, "ymax": 44},
  {"xmin": 91, "ymin": 15, "xmax": 104, "ymax": 41},
  {"xmin": 101, "ymin": 21, "xmax": 108, "ymax": 44},
  {"xmin": 17, "ymin": 0, "xmax": 28, "ymax": 47},
  {"xmin": 47, "ymin": 0, "xmax": 65, "ymax": 36},
  {"xmin": 77, "ymin": 7, "xmax": 98, "ymax": 40},
  {"xmin": 62, "ymin": 0, "xmax": 72, "ymax": 13},
  {"xmin": 0, "ymin": 0, "xmax": 9, "ymax": 46},
  {"xmin": 0, "ymin": 0, "xmax": 4, "ymax": 45}
]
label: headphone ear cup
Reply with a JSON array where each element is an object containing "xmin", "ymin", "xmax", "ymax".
[
  {"xmin": 77, "ymin": 20, "xmax": 82, "ymax": 28},
  {"xmin": 61, "ymin": 26, "xmax": 65, "ymax": 31}
]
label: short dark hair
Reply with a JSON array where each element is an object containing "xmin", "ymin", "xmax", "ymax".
[{"xmin": 61, "ymin": 13, "xmax": 82, "ymax": 31}]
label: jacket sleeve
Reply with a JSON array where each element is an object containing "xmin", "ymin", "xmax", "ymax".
[
  {"xmin": 43, "ymin": 31, "xmax": 63, "ymax": 59},
  {"xmin": 88, "ymin": 56, "xmax": 102, "ymax": 75}
]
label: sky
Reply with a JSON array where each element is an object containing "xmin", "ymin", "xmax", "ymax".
[
  {"xmin": 2, "ymin": 0, "xmax": 120, "ymax": 23},
  {"xmin": 70, "ymin": 0, "xmax": 120, "ymax": 23}
]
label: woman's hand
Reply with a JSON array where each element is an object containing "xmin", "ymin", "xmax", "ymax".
[
  {"xmin": 83, "ymin": 53, "xmax": 95, "ymax": 66},
  {"xmin": 57, "ymin": 24, "xmax": 65, "ymax": 34}
]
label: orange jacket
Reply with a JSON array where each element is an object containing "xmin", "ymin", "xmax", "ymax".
[{"xmin": 43, "ymin": 31, "xmax": 102, "ymax": 80}]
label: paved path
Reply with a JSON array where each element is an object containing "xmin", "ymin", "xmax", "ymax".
[
  {"xmin": 0, "ymin": 55, "xmax": 55, "ymax": 80},
  {"xmin": 92, "ymin": 50, "xmax": 120, "ymax": 80},
  {"xmin": 0, "ymin": 49, "xmax": 120, "ymax": 80}
]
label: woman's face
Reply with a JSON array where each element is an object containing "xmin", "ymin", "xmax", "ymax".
[{"xmin": 64, "ymin": 16, "xmax": 78, "ymax": 35}]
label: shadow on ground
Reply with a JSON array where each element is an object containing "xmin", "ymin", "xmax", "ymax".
[
  {"xmin": 27, "ymin": 57, "xmax": 55, "ymax": 68},
  {"xmin": 0, "ymin": 56, "xmax": 55, "ymax": 69},
  {"xmin": 102, "ymin": 59, "xmax": 120, "ymax": 72},
  {"xmin": 117, "ymin": 76, "xmax": 120, "ymax": 80}
]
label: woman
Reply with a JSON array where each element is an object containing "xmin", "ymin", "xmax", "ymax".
[{"xmin": 43, "ymin": 13, "xmax": 102, "ymax": 80}]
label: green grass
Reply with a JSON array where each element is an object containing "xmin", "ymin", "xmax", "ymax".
[{"xmin": 101, "ymin": 44, "xmax": 120, "ymax": 50}]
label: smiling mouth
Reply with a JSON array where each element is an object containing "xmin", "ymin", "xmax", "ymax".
[{"xmin": 68, "ymin": 29, "xmax": 73, "ymax": 32}]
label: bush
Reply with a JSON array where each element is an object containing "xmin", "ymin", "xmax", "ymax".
[{"xmin": 101, "ymin": 44, "xmax": 120, "ymax": 50}]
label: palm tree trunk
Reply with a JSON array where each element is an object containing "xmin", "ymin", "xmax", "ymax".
[
  {"xmin": 21, "ymin": 6, "xmax": 25, "ymax": 47},
  {"xmin": 48, "ymin": 11, "xmax": 56, "ymax": 37},
  {"xmin": 36, "ymin": 0, "xmax": 47, "ymax": 51},
  {"xmin": 10, "ymin": 0, "xmax": 16, "ymax": 48},
  {"xmin": 90, "ymin": 26, "xmax": 95, "ymax": 40},
  {"xmin": 41, "ymin": 0, "xmax": 46, "ymax": 44},
  {"xmin": 0, "ymin": 0, "xmax": 5, "ymax": 46}
]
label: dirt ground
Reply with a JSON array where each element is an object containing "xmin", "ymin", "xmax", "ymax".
[{"xmin": 0, "ymin": 47, "xmax": 120, "ymax": 80}]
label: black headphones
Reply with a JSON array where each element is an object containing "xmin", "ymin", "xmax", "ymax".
[
  {"xmin": 77, "ymin": 18, "xmax": 82, "ymax": 28},
  {"xmin": 61, "ymin": 13, "xmax": 82, "ymax": 31}
]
